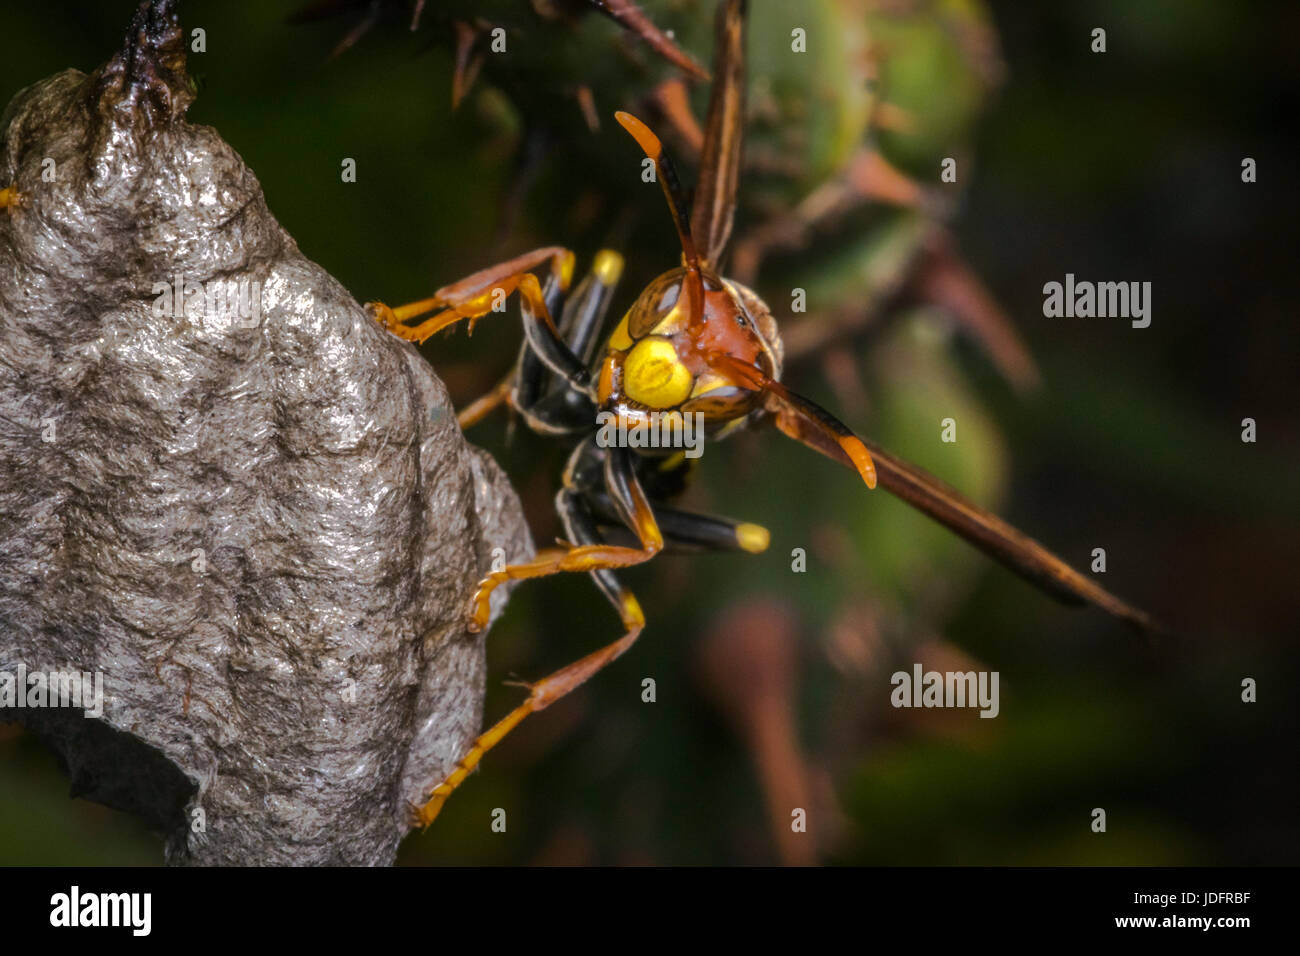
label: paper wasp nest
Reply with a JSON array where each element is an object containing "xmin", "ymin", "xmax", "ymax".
[{"xmin": 0, "ymin": 1, "xmax": 530, "ymax": 864}]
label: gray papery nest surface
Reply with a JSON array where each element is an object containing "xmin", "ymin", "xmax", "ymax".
[{"xmin": 0, "ymin": 0, "xmax": 531, "ymax": 864}]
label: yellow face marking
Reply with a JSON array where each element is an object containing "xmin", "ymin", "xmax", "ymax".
[
  {"xmin": 623, "ymin": 337, "xmax": 694, "ymax": 409},
  {"xmin": 609, "ymin": 312, "xmax": 634, "ymax": 351},
  {"xmin": 649, "ymin": 298, "xmax": 690, "ymax": 337},
  {"xmin": 689, "ymin": 371, "xmax": 734, "ymax": 398}
]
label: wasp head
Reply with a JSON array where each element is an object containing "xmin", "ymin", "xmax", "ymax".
[{"xmin": 609, "ymin": 110, "xmax": 875, "ymax": 487}]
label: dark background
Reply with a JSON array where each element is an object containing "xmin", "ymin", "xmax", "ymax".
[{"xmin": 1, "ymin": 0, "xmax": 1295, "ymax": 865}]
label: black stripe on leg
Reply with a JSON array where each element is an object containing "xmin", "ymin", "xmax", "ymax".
[{"xmin": 555, "ymin": 487, "xmax": 627, "ymax": 614}]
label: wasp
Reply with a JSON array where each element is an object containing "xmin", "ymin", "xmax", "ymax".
[{"xmin": 367, "ymin": 0, "xmax": 1156, "ymax": 828}]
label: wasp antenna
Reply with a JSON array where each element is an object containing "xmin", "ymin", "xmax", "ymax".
[
  {"xmin": 708, "ymin": 353, "xmax": 877, "ymax": 489},
  {"xmin": 615, "ymin": 111, "xmax": 703, "ymax": 272},
  {"xmin": 616, "ymin": 110, "xmax": 706, "ymax": 323},
  {"xmin": 763, "ymin": 379, "xmax": 877, "ymax": 489}
]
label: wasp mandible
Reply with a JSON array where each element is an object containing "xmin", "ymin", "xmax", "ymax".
[{"xmin": 367, "ymin": 0, "xmax": 1155, "ymax": 828}]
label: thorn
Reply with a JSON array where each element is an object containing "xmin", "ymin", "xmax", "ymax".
[
  {"xmin": 650, "ymin": 78, "xmax": 704, "ymax": 153},
  {"xmin": 491, "ymin": 127, "xmax": 551, "ymax": 250},
  {"xmin": 821, "ymin": 345, "xmax": 869, "ymax": 417},
  {"xmin": 845, "ymin": 148, "xmax": 923, "ymax": 209},
  {"xmin": 873, "ymin": 102, "xmax": 916, "ymax": 133},
  {"xmin": 587, "ymin": 0, "xmax": 710, "ymax": 82},
  {"xmin": 915, "ymin": 231, "xmax": 1041, "ymax": 392},
  {"xmin": 451, "ymin": 20, "xmax": 485, "ymax": 109},
  {"xmin": 575, "ymin": 85, "xmax": 600, "ymax": 133},
  {"xmin": 694, "ymin": 599, "xmax": 818, "ymax": 866},
  {"xmin": 326, "ymin": 0, "xmax": 382, "ymax": 61}
]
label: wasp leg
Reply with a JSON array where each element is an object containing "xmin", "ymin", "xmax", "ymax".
[
  {"xmin": 466, "ymin": 445, "xmax": 661, "ymax": 631},
  {"xmin": 554, "ymin": 250, "xmax": 624, "ymax": 369},
  {"xmin": 587, "ymin": 489, "xmax": 771, "ymax": 554},
  {"xmin": 508, "ymin": 249, "xmax": 623, "ymax": 432},
  {"xmin": 368, "ymin": 245, "xmax": 574, "ymax": 344},
  {"xmin": 456, "ymin": 374, "xmax": 601, "ymax": 436},
  {"xmin": 410, "ymin": 446, "xmax": 658, "ymax": 829},
  {"xmin": 575, "ymin": 444, "xmax": 769, "ymax": 553},
  {"xmin": 409, "ymin": 587, "xmax": 644, "ymax": 829},
  {"xmin": 454, "ymin": 256, "xmax": 571, "ymax": 429},
  {"xmin": 458, "ymin": 249, "xmax": 622, "ymax": 433},
  {"xmin": 556, "ymin": 487, "xmax": 631, "ymax": 610},
  {"xmin": 514, "ymin": 249, "xmax": 623, "ymax": 408},
  {"xmin": 508, "ymin": 388, "xmax": 596, "ymax": 437},
  {"xmin": 455, "ymin": 377, "xmax": 513, "ymax": 430}
]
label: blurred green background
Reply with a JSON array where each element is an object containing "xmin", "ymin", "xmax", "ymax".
[{"xmin": 1, "ymin": 0, "xmax": 1296, "ymax": 865}]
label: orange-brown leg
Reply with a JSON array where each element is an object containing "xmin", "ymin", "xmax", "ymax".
[
  {"xmin": 368, "ymin": 245, "xmax": 574, "ymax": 345},
  {"xmin": 455, "ymin": 377, "xmax": 514, "ymax": 430},
  {"xmin": 0, "ymin": 187, "xmax": 19, "ymax": 208},
  {"xmin": 410, "ymin": 587, "xmax": 646, "ymax": 829},
  {"xmin": 465, "ymin": 445, "xmax": 664, "ymax": 632},
  {"xmin": 466, "ymin": 533, "xmax": 661, "ymax": 634},
  {"xmin": 410, "ymin": 447, "xmax": 663, "ymax": 828}
]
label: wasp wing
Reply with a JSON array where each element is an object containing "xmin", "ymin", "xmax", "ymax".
[{"xmin": 691, "ymin": 0, "xmax": 747, "ymax": 268}]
